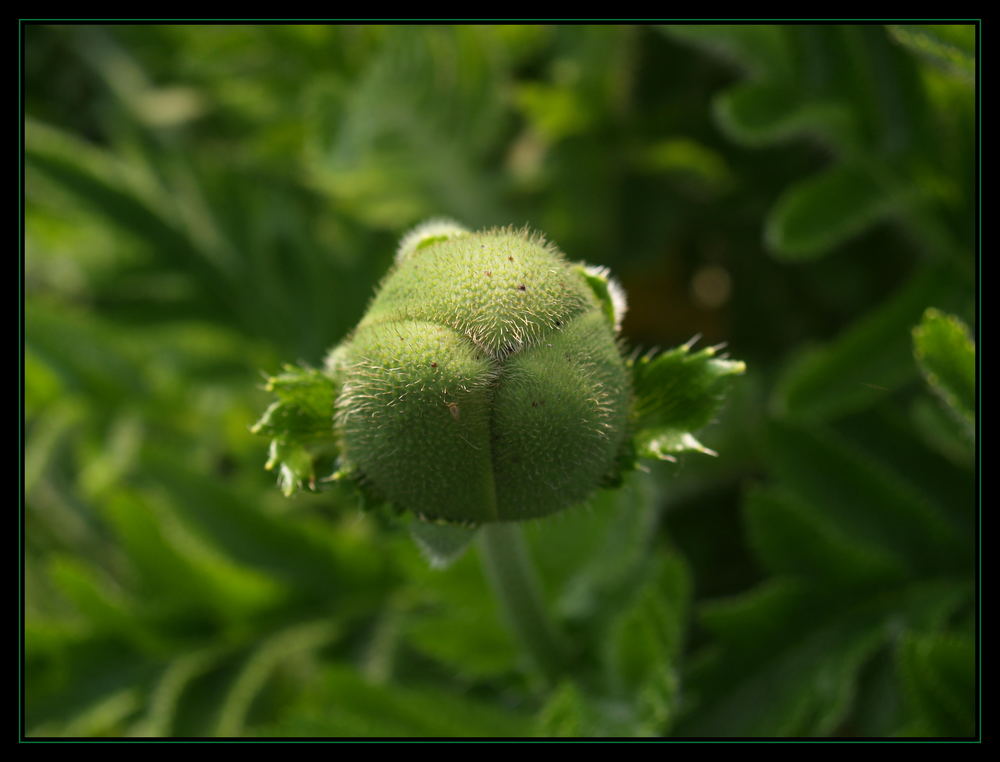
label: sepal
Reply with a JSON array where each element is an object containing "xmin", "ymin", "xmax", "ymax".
[{"xmin": 630, "ymin": 339, "xmax": 746, "ymax": 462}]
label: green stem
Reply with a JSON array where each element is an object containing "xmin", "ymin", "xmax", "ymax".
[{"xmin": 479, "ymin": 523, "xmax": 568, "ymax": 682}]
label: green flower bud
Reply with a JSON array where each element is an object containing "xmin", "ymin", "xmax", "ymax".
[
  {"xmin": 254, "ymin": 220, "xmax": 744, "ymax": 538},
  {"xmin": 332, "ymin": 222, "xmax": 630, "ymax": 523}
]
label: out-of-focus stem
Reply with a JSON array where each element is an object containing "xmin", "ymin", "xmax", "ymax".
[{"xmin": 479, "ymin": 522, "xmax": 568, "ymax": 682}]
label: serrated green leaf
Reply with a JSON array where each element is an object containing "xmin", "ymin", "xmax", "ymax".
[
  {"xmin": 897, "ymin": 632, "xmax": 975, "ymax": 737},
  {"xmin": 913, "ymin": 308, "xmax": 975, "ymax": 432},
  {"xmin": 765, "ymin": 163, "xmax": 900, "ymax": 260},
  {"xmin": 251, "ymin": 363, "xmax": 339, "ymax": 496},
  {"xmin": 630, "ymin": 343, "xmax": 745, "ymax": 462},
  {"xmin": 774, "ymin": 262, "xmax": 968, "ymax": 421},
  {"xmin": 251, "ymin": 364, "xmax": 337, "ymax": 444},
  {"xmin": 265, "ymin": 363, "xmax": 337, "ymax": 417},
  {"xmin": 264, "ymin": 440, "xmax": 317, "ymax": 497}
]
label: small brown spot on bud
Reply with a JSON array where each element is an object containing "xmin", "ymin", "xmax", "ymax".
[
  {"xmin": 485, "ymin": 270, "xmax": 492, "ymax": 277},
  {"xmin": 430, "ymin": 362, "xmax": 437, "ymax": 368},
  {"xmin": 518, "ymin": 284, "xmax": 526, "ymax": 291}
]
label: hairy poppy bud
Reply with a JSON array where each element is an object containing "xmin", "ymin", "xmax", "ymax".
[
  {"xmin": 332, "ymin": 222, "xmax": 630, "ymax": 523},
  {"xmin": 255, "ymin": 220, "xmax": 743, "ymax": 535}
]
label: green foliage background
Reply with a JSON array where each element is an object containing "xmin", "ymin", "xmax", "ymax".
[{"xmin": 23, "ymin": 24, "xmax": 976, "ymax": 738}]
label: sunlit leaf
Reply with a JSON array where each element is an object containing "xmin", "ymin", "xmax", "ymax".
[
  {"xmin": 250, "ymin": 363, "xmax": 339, "ymax": 496},
  {"xmin": 631, "ymin": 343, "xmax": 746, "ymax": 461}
]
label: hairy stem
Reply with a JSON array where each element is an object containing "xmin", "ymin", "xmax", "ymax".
[{"xmin": 479, "ymin": 523, "xmax": 568, "ymax": 681}]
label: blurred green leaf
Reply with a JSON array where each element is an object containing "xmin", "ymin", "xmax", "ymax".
[
  {"xmin": 400, "ymin": 536, "xmax": 520, "ymax": 680},
  {"xmin": 774, "ymin": 262, "xmax": 968, "ymax": 422},
  {"xmin": 897, "ymin": 632, "xmax": 975, "ymax": 737},
  {"xmin": 258, "ymin": 664, "xmax": 533, "ymax": 737},
  {"xmin": 666, "ymin": 24, "xmax": 971, "ymax": 262},
  {"xmin": 534, "ymin": 682, "xmax": 590, "ymax": 737},
  {"xmin": 31, "ymin": 687, "xmax": 142, "ymax": 738},
  {"xmin": 911, "ymin": 396, "xmax": 974, "ymax": 469},
  {"xmin": 515, "ymin": 82, "xmax": 593, "ymax": 141},
  {"xmin": 141, "ymin": 456, "xmax": 391, "ymax": 602},
  {"xmin": 26, "ymin": 301, "xmax": 148, "ymax": 404},
  {"xmin": 542, "ymin": 471, "xmax": 660, "ymax": 629},
  {"xmin": 214, "ymin": 619, "xmax": 339, "ymax": 737},
  {"xmin": 683, "ymin": 579, "xmax": 883, "ymax": 737},
  {"xmin": 605, "ymin": 555, "xmax": 690, "ymax": 736},
  {"xmin": 714, "ymin": 82, "xmax": 855, "ymax": 148},
  {"xmin": 305, "ymin": 26, "xmax": 509, "ymax": 229},
  {"xmin": 662, "ymin": 25, "xmax": 794, "ymax": 79},
  {"xmin": 913, "ymin": 308, "xmax": 975, "ymax": 432},
  {"xmin": 765, "ymin": 420, "xmax": 966, "ymax": 574},
  {"xmin": 681, "ymin": 575, "xmax": 967, "ymax": 737},
  {"xmin": 25, "ymin": 119, "xmax": 189, "ymax": 252},
  {"xmin": 128, "ymin": 648, "xmax": 226, "ymax": 737},
  {"xmin": 765, "ymin": 163, "xmax": 901, "ymax": 260},
  {"xmin": 888, "ymin": 25, "xmax": 975, "ymax": 81},
  {"xmin": 744, "ymin": 485, "xmax": 906, "ymax": 585},
  {"xmin": 634, "ymin": 137, "xmax": 733, "ymax": 195},
  {"xmin": 101, "ymin": 491, "xmax": 285, "ymax": 623},
  {"xmin": 46, "ymin": 556, "xmax": 171, "ymax": 655}
]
